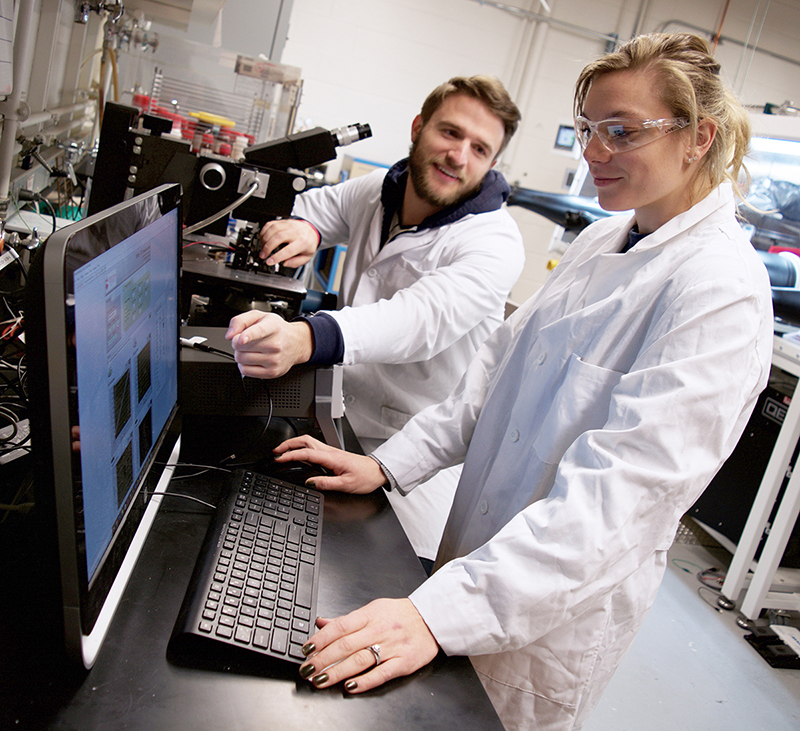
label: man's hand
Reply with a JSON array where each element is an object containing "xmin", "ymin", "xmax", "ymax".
[
  {"xmin": 259, "ymin": 219, "xmax": 320, "ymax": 268},
  {"xmin": 298, "ymin": 598, "xmax": 440, "ymax": 693},
  {"xmin": 226, "ymin": 311, "xmax": 314, "ymax": 379},
  {"xmin": 273, "ymin": 434, "xmax": 388, "ymax": 493}
]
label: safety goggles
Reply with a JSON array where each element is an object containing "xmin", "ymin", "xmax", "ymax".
[{"xmin": 574, "ymin": 115, "xmax": 690, "ymax": 153}]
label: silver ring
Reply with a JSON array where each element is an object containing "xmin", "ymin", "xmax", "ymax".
[{"xmin": 367, "ymin": 644, "xmax": 382, "ymax": 665}]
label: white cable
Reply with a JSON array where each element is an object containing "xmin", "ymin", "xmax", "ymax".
[{"xmin": 183, "ymin": 179, "xmax": 260, "ymax": 236}]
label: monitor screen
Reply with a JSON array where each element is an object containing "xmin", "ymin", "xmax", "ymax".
[{"xmin": 26, "ymin": 183, "xmax": 183, "ymax": 668}]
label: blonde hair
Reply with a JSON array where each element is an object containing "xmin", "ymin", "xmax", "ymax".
[
  {"xmin": 420, "ymin": 75, "xmax": 521, "ymax": 156},
  {"xmin": 574, "ymin": 32, "xmax": 751, "ymax": 198}
]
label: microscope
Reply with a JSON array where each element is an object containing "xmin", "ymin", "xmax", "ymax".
[{"xmin": 87, "ymin": 102, "xmax": 371, "ymax": 323}]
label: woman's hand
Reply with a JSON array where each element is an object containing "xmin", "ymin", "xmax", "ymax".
[
  {"xmin": 274, "ymin": 435, "xmax": 387, "ymax": 493},
  {"xmin": 299, "ymin": 598, "xmax": 440, "ymax": 693}
]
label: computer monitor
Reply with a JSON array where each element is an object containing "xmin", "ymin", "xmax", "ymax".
[{"xmin": 25, "ymin": 183, "xmax": 183, "ymax": 669}]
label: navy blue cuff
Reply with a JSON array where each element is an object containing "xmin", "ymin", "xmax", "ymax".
[{"xmin": 298, "ymin": 311, "xmax": 345, "ymax": 366}]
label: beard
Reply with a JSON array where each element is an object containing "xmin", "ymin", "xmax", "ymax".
[{"xmin": 407, "ymin": 138, "xmax": 484, "ymax": 210}]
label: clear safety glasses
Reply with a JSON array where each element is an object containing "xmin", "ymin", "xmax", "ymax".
[{"xmin": 574, "ymin": 115, "xmax": 690, "ymax": 154}]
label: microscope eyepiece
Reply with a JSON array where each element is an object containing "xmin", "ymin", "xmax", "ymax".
[
  {"xmin": 244, "ymin": 123, "xmax": 372, "ymax": 171},
  {"xmin": 330, "ymin": 123, "xmax": 372, "ymax": 148}
]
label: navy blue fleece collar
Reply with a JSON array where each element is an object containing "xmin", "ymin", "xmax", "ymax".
[{"xmin": 379, "ymin": 157, "xmax": 511, "ymax": 246}]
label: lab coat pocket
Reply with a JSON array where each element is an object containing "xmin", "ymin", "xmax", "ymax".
[
  {"xmin": 532, "ymin": 354, "xmax": 623, "ymax": 464},
  {"xmin": 380, "ymin": 404, "xmax": 412, "ymax": 435}
]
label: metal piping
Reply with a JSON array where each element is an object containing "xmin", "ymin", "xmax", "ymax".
[
  {"xmin": 466, "ymin": 0, "xmax": 619, "ymax": 45},
  {"xmin": 18, "ymin": 101, "xmax": 95, "ymax": 130},
  {"xmin": 502, "ymin": 7, "xmax": 552, "ymax": 170},
  {"xmin": 731, "ymin": 0, "xmax": 771, "ymax": 94},
  {"xmin": 467, "ymin": 1, "xmax": 800, "ymax": 70},
  {"xmin": 632, "ymin": 0, "xmax": 654, "ymax": 38},
  {"xmin": 0, "ymin": 0, "xmax": 37, "ymax": 219},
  {"xmin": 656, "ymin": 17, "xmax": 800, "ymax": 69}
]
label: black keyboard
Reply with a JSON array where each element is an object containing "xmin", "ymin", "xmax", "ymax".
[{"xmin": 171, "ymin": 469, "xmax": 323, "ymax": 664}]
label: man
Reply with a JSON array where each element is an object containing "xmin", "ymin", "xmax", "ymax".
[{"xmin": 227, "ymin": 76, "xmax": 524, "ymax": 562}]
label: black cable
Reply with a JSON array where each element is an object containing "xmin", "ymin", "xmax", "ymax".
[
  {"xmin": 0, "ymin": 411, "xmax": 19, "ymax": 441},
  {"xmin": 162, "ymin": 462, "xmax": 234, "ymax": 473},
  {"xmin": 697, "ymin": 567, "xmax": 726, "ymax": 590},
  {"xmin": 0, "ymin": 340, "xmax": 27, "ymax": 406},
  {"xmin": 17, "ymin": 189, "xmax": 57, "ymax": 238},
  {"xmin": 0, "ymin": 367, "xmax": 24, "ymax": 399},
  {"xmin": 149, "ymin": 491, "xmax": 216, "ymax": 510},
  {"xmin": 222, "ymin": 387, "xmax": 274, "ymax": 467},
  {"xmin": 697, "ymin": 585, "xmax": 724, "ymax": 612},
  {"xmin": 167, "ymin": 469, "xmax": 212, "ymax": 481},
  {"xmin": 0, "ymin": 253, "xmax": 29, "ymax": 286},
  {"xmin": 0, "ymin": 427, "xmax": 31, "ymax": 449},
  {"xmin": 0, "ymin": 251, "xmax": 28, "ymax": 293},
  {"xmin": 223, "ymin": 419, "xmax": 272, "ymax": 467},
  {"xmin": 13, "ymin": 253, "xmax": 27, "ymax": 282},
  {"xmin": 0, "ymin": 401, "xmax": 25, "ymax": 423},
  {"xmin": 16, "ymin": 357, "xmax": 27, "ymax": 406},
  {"xmin": 0, "ymin": 444, "xmax": 31, "ymax": 457},
  {"xmin": 2, "ymin": 293, "xmax": 23, "ymax": 319},
  {"xmin": 179, "ymin": 338, "xmax": 236, "ymax": 360},
  {"xmin": 38, "ymin": 197, "xmax": 57, "ymax": 238},
  {"xmin": 153, "ymin": 461, "xmax": 233, "ymax": 482}
]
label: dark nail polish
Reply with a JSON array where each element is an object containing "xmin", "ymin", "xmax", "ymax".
[
  {"xmin": 345, "ymin": 680, "xmax": 358, "ymax": 692},
  {"xmin": 312, "ymin": 673, "xmax": 329, "ymax": 687},
  {"xmin": 299, "ymin": 663, "xmax": 315, "ymax": 679},
  {"xmin": 302, "ymin": 642, "xmax": 316, "ymax": 656}
]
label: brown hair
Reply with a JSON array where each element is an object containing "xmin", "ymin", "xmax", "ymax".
[
  {"xmin": 574, "ymin": 32, "xmax": 751, "ymax": 199},
  {"xmin": 420, "ymin": 75, "xmax": 521, "ymax": 156}
]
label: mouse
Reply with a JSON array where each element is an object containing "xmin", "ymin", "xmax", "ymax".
[{"xmin": 253, "ymin": 456, "xmax": 332, "ymax": 486}]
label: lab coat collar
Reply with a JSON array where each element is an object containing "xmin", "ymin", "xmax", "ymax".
[
  {"xmin": 589, "ymin": 182, "xmax": 737, "ymax": 258},
  {"xmin": 619, "ymin": 182, "xmax": 737, "ymax": 253},
  {"xmin": 379, "ymin": 158, "xmax": 511, "ymax": 245}
]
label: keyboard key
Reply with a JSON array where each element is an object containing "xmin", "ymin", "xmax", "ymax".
[
  {"xmin": 271, "ymin": 628, "xmax": 289, "ymax": 655},
  {"xmin": 234, "ymin": 626, "xmax": 252, "ymax": 644},
  {"xmin": 293, "ymin": 618, "xmax": 310, "ymax": 634},
  {"xmin": 254, "ymin": 629, "xmax": 270, "ymax": 649},
  {"xmin": 296, "ymin": 563, "xmax": 314, "ymax": 609}
]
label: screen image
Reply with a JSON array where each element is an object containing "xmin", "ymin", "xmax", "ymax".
[{"xmin": 71, "ymin": 207, "xmax": 179, "ymax": 582}]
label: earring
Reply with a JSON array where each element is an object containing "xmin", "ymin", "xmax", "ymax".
[{"xmin": 686, "ymin": 153, "xmax": 699, "ymax": 163}]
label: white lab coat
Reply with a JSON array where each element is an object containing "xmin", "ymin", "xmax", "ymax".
[
  {"xmin": 294, "ymin": 170, "xmax": 525, "ymax": 559},
  {"xmin": 373, "ymin": 183, "xmax": 773, "ymax": 730}
]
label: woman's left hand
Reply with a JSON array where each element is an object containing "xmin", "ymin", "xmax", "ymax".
[{"xmin": 299, "ymin": 598, "xmax": 440, "ymax": 692}]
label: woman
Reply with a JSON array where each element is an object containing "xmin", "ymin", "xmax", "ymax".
[{"xmin": 273, "ymin": 33, "xmax": 773, "ymax": 731}]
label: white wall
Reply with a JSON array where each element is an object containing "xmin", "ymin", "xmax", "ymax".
[
  {"xmin": 149, "ymin": 0, "xmax": 291, "ymax": 63},
  {"xmin": 279, "ymin": 0, "xmax": 523, "ymax": 163},
  {"xmin": 276, "ymin": 0, "xmax": 800, "ymax": 303}
]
